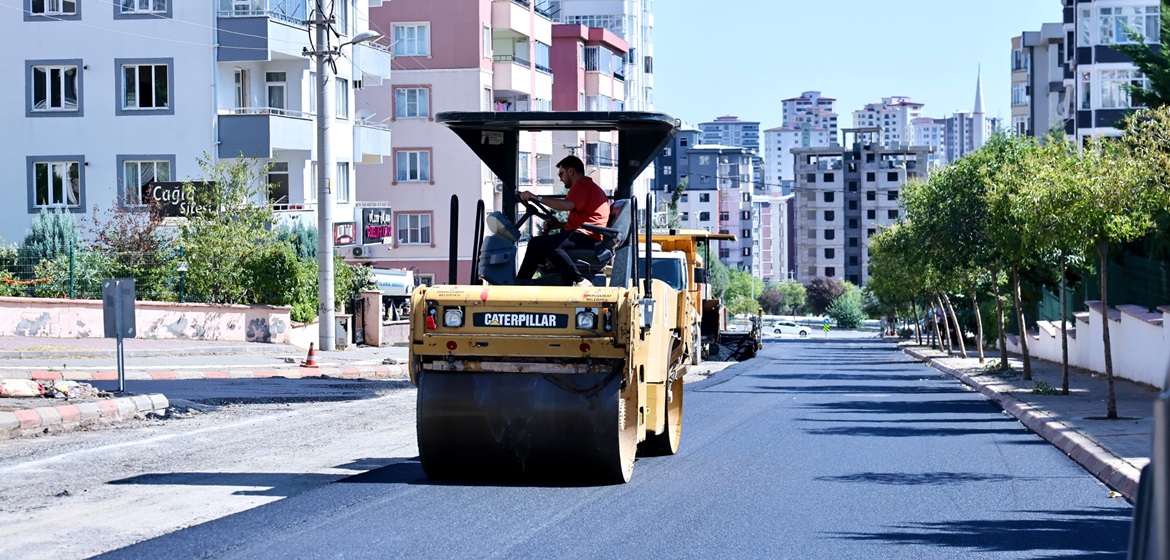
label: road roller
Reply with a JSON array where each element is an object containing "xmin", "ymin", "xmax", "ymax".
[{"xmin": 408, "ymin": 112, "xmax": 687, "ymax": 483}]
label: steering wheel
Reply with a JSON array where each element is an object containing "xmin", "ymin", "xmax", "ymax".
[{"xmin": 516, "ymin": 193, "xmax": 559, "ymax": 230}]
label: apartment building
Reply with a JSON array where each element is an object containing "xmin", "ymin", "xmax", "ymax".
[
  {"xmin": 1015, "ymin": 22, "xmax": 1067, "ymax": 139},
  {"xmin": 792, "ymin": 128, "xmax": 929, "ymax": 286},
  {"xmin": 698, "ymin": 116, "xmax": 761, "ymax": 155},
  {"xmin": 764, "ymin": 91, "xmax": 840, "ymax": 192},
  {"xmin": 910, "ymin": 117, "xmax": 946, "ymax": 169},
  {"xmin": 1062, "ymin": 0, "xmax": 1158, "ymax": 140},
  {"xmin": 5, "ymin": 0, "xmax": 390, "ymax": 244},
  {"xmin": 852, "ymin": 97, "xmax": 924, "ymax": 148},
  {"xmin": 754, "ymin": 192, "xmax": 795, "ymax": 283}
]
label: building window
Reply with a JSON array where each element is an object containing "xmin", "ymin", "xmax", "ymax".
[
  {"xmin": 267, "ymin": 162, "xmax": 289, "ymax": 205},
  {"xmin": 866, "ymin": 191, "xmax": 876, "ymax": 201},
  {"xmin": 867, "ymin": 228, "xmax": 876, "ymax": 238},
  {"xmin": 336, "ymin": 162, "xmax": 350, "ymax": 202},
  {"xmin": 117, "ymin": 59, "xmax": 172, "ymax": 115},
  {"xmin": 807, "ymin": 173, "xmax": 816, "ymax": 183},
  {"xmin": 807, "ymin": 229, "xmax": 816, "ymax": 239},
  {"xmin": 535, "ymin": 41, "xmax": 551, "ymax": 73},
  {"xmin": 866, "ymin": 172, "xmax": 875, "ymax": 182},
  {"xmin": 888, "ymin": 209, "xmax": 898, "ymax": 220},
  {"xmin": 848, "ymin": 237, "xmax": 858, "ymax": 248},
  {"xmin": 719, "ymin": 211, "xmax": 729, "ymax": 221},
  {"xmin": 887, "ymin": 171, "xmax": 898, "ymax": 181},
  {"xmin": 699, "ymin": 211, "xmax": 710, "ymax": 222},
  {"xmin": 1098, "ymin": 6, "xmax": 1160, "ymax": 45},
  {"xmin": 663, "ymin": 165, "xmax": 672, "ymax": 176},
  {"xmin": 483, "ymin": 25, "xmax": 491, "ymax": 58},
  {"xmin": 848, "ymin": 200, "xmax": 858, "ymax": 210},
  {"xmin": 28, "ymin": 0, "xmax": 78, "ymax": 18},
  {"xmin": 396, "ymin": 150, "xmax": 431, "ymax": 183},
  {"xmin": 825, "ymin": 267, "xmax": 836, "ymax": 277},
  {"xmin": 117, "ymin": 0, "xmax": 169, "ymax": 18},
  {"xmin": 823, "ymin": 173, "xmax": 834, "ymax": 182},
  {"xmin": 741, "ymin": 211, "xmax": 750, "ymax": 220},
  {"xmin": 849, "ymin": 256, "xmax": 859, "ymax": 266},
  {"xmin": 848, "ymin": 218, "xmax": 858, "ymax": 229},
  {"xmin": 848, "ymin": 181, "xmax": 857, "ymax": 192},
  {"xmin": 867, "ymin": 209, "xmax": 876, "ymax": 220},
  {"xmin": 336, "ymin": 78, "xmax": 349, "ymax": 118},
  {"xmin": 266, "ymin": 72, "xmax": 286, "ymax": 111},
  {"xmin": 28, "ymin": 61, "xmax": 81, "ymax": 116},
  {"xmin": 1100, "ymin": 69, "xmax": 1150, "ymax": 109},
  {"xmin": 29, "ymin": 157, "xmax": 83, "ymax": 211},
  {"xmin": 888, "ymin": 190, "xmax": 899, "ymax": 201},
  {"xmin": 393, "ymin": 23, "xmax": 430, "ymax": 57},
  {"xmin": 120, "ymin": 157, "xmax": 172, "ymax": 207},
  {"xmin": 680, "ymin": 212, "xmax": 689, "ymax": 221},
  {"xmin": 396, "ymin": 213, "xmax": 432, "ymax": 245},
  {"xmin": 680, "ymin": 194, "xmax": 689, "ymax": 203},
  {"xmin": 823, "ymin": 191, "xmax": 834, "ymax": 203},
  {"xmin": 823, "ymin": 210, "xmax": 835, "ymax": 221},
  {"xmin": 742, "ymin": 247, "xmax": 751, "ymax": 257},
  {"xmin": 742, "ymin": 228, "xmax": 752, "ymax": 239},
  {"xmin": 1011, "ymin": 82, "xmax": 1028, "ymax": 106},
  {"xmin": 824, "ymin": 229, "xmax": 835, "ymax": 240},
  {"xmin": 395, "ymin": 87, "xmax": 429, "ymax": 118},
  {"xmin": 700, "ymin": 193, "xmax": 711, "ymax": 203},
  {"xmin": 236, "ymin": 69, "xmax": 249, "ymax": 109},
  {"xmin": 825, "ymin": 248, "xmax": 835, "ymax": 259}
]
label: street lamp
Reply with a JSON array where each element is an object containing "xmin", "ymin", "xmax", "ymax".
[{"xmin": 305, "ymin": 2, "xmax": 381, "ymax": 351}]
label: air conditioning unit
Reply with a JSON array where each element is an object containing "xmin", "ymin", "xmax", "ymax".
[{"xmin": 352, "ymin": 246, "xmax": 372, "ymax": 258}]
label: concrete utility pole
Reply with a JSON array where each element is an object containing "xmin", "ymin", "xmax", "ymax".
[{"xmin": 305, "ymin": 1, "xmax": 380, "ymax": 351}]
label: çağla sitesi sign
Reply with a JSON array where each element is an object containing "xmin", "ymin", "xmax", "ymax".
[
  {"xmin": 361, "ymin": 207, "xmax": 393, "ymax": 245},
  {"xmin": 145, "ymin": 181, "xmax": 215, "ymax": 217}
]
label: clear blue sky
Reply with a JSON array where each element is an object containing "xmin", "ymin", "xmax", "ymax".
[{"xmin": 654, "ymin": 0, "xmax": 1062, "ymax": 129}]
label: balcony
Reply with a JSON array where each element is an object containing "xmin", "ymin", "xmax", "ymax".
[
  {"xmin": 352, "ymin": 41, "xmax": 391, "ymax": 86},
  {"xmin": 217, "ymin": 2, "xmax": 308, "ymax": 62},
  {"xmin": 493, "ymin": 55, "xmax": 533, "ymax": 96},
  {"xmin": 354, "ymin": 120, "xmax": 392, "ymax": 165},
  {"xmin": 217, "ymin": 107, "xmax": 313, "ymax": 159}
]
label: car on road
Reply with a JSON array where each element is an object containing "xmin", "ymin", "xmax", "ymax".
[{"xmin": 771, "ymin": 320, "xmax": 811, "ymax": 337}]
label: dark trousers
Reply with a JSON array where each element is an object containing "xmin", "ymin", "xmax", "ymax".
[{"xmin": 517, "ymin": 229, "xmax": 596, "ymax": 282}]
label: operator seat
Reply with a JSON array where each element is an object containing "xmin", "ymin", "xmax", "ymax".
[{"xmin": 564, "ymin": 198, "xmax": 632, "ymax": 277}]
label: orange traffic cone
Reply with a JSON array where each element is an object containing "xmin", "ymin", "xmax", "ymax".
[{"xmin": 301, "ymin": 342, "xmax": 320, "ymax": 368}]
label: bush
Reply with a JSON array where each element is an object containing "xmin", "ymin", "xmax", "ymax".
[
  {"xmin": 275, "ymin": 222, "xmax": 318, "ymax": 261},
  {"xmin": 826, "ymin": 293, "xmax": 866, "ymax": 329},
  {"xmin": 32, "ymin": 250, "xmax": 114, "ymax": 299},
  {"xmin": 19, "ymin": 209, "xmax": 80, "ymax": 278}
]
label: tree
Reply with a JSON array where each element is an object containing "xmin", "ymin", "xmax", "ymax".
[
  {"xmin": 826, "ymin": 291, "xmax": 865, "ymax": 329},
  {"xmin": 19, "ymin": 209, "xmax": 80, "ymax": 264},
  {"xmin": 777, "ymin": 279, "xmax": 807, "ymax": 316},
  {"xmin": 83, "ymin": 200, "xmax": 174, "ymax": 300},
  {"xmin": 758, "ymin": 283, "xmax": 784, "ymax": 315},
  {"xmin": 805, "ymin": 276, "xmax": 844, "ymax": 314},
  {"xmin": 706, "ymin": 254, "xmax": 731, "ymax": 300},
  {"xmin": 666, "ymin": 179, "xmax": 688, "ymax": 229}
]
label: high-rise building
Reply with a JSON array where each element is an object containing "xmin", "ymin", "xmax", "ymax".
[
  {"xmin": 3, "ymin": 1, "xmax": 391, "ymax": 244},
  {"xmin": 910, "ymin": 117, "xmax": 947, "ymax": 169},
  {"xmin": 1061, "ymin": 0, "xmax": 1158, "ymax": 140},
  {"xmin": 764, "ymin": 91, "xmax": 840, "ymax": 192},
  {"xmin": 852, "ymin": 97, "xmax": 924, "ymax": 148},
  {"xmin": 793, "ymin": 128, "xmax": 930, "ymax": 286},
  {"xmin": 1014, "ymin": 23, "xmax": 1067, "ymax": 140},
  {"xmin": 698, "ymin": 116, "xmax": 761, "ymax": 154}
]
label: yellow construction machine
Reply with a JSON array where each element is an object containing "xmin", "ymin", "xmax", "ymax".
[{"xmin": 408, "ymin": 112, "xmax": 686, "ymax": 483}]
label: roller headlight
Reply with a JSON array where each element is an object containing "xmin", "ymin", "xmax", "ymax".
[
  {"xmin": 576, "ymin": 310, "xmax": 597, "ymax": 330},
  {"xmin": 443, "ymin": 307, "xmax": 464, "ymax": 328}
]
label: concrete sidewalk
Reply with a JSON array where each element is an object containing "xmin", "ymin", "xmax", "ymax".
[{"xmin": 903, "ymin": 342, "xmax": 1158, "ymax": 501}]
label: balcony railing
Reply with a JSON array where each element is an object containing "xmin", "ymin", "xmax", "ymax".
[
  {"xmin": 493, "ymin": 54, "xmax": 531, "ymax": 67},
  {"xmin": 218, "ymin": 3, "xmax": 306, "ymax": 26},
  {"xmin": 356, "ymin": 119, "xmax": 391, "ymax": 131},
  {"xmin": 220, "ymin": 106, "xmax": 312, "ymax": 119}
]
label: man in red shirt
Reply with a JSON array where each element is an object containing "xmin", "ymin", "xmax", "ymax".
[{"xmin": 517, "ymin": 155, "xmax": 610, "ymax": 287}]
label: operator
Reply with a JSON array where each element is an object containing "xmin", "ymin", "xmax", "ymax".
[{"xmin": 517, "ymin": 155, "xmax": 610, "ymax": 287}]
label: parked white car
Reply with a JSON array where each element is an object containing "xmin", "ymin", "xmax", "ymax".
[{"xmin": 771, "ymin": 320, "xmax": 811, "ymax": 337}]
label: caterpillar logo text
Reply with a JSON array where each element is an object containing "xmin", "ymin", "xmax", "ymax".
[{"xmin": 473, "ymin": 312, "xmax": 568, "ymax": 328}]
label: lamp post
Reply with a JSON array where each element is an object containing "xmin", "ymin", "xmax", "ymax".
[{"xmin": 305, "ymin": 2, "xmax": 380, "ymax": 351}]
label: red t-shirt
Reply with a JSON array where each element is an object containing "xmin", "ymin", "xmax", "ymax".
[{"xmin": 564, "ymin": 176, "xmax": 610, "ymax": 241}]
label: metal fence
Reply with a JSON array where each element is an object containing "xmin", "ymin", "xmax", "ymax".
[
  {"xmin": 1037, "ymin": 254, "xmax": 1170, "ymax": 322},
  {"xmin": 0, "ymin": 247, "xmax": 192, "ymax": 302}
]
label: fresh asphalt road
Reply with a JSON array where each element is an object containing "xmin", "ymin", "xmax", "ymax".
[{"xmin": 98, "ymin": 336, "xmax": 1132, "ymax": 559}]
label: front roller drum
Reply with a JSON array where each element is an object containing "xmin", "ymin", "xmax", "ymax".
[{"xmin": 416, "ymin": 369, "xmax": 638, "ymax": 483}]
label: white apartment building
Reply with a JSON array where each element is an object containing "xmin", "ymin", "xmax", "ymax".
[
  {"xmin": 1014, "ymin": 22, "xmax": 1068, "ymax": 140},
  {"xmin": 852, "ymin": 96, "xmax": 924, "ymax": 148},
  {"xmin": 764, "ymin": 91, "xmax": 840, "ymax": 192},
  {"xmin": 910, "ymin": 117, "xmax": 946, "ymax": 170},
  {"xmin": 1064, "ymin": 0, "xmax": 1159, "ymax": 140},
  {"xmin": 5, "ymin": 0, "xmax": 391, "ymax": 245},
  {"xmin": 793, "ymin": 129, "xmax": 929, "ymax": 286},
  {"xmin": 755, "ymin": 192, "xmax": 794, "ymax": 283}
]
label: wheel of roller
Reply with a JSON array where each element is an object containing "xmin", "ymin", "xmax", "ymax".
[
  {"xmin": 641, "ymin": 375, "xmax": 683, "ymax": 456},
  {"xmin": 608, "ymin": 376, "xmax": 639, "ymax": 483}
]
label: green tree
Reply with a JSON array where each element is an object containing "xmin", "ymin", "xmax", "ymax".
[
  {"xmin": 19, "ymin": 209, "xmax": 80, "ymax": 271},
  {"xmin": 805, "ymin": 276, "xmax": 844, "ymax": 314},
  {"xmin": 177, "ymin": 154, "xmax": 278, "ymax": 304},
  {"xmin": 757, "ymin": 282, "xmax": 785, "ymax": 315},
  {"xmin": 275, "ymin": 221, "xmax": 319, "ymax": 261},
  {"xmin": 666, "ymin": 179, "xmax": 688, "ymax": 229},
  {"xmin": 826, "ymin": 291, "xmax": 865, "ymax": 329},
  {"xmin": 706, "ymin": 254, "xmax": 731, "ymax": 300},
  {"xmin": 777, "ymin": 279, "xmax": 807, "ymax": 316}
]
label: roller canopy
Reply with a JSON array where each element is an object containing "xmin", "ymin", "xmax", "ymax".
[{"xmin": 436, "ymin": 111, "xmax": 681, "ymax": 222}]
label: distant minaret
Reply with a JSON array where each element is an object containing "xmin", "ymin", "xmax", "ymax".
[{"xmin": 972, "ymin": 66, "xmax": 987, "ymax": 148}]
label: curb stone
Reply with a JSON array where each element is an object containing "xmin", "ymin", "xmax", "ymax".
[
  {"xmin": 904, "ymin": 347, "xmax": 1141, "ymax": 501},
  {"xmin": 0, "ymin": 393, "xmax": 169, "ymax": 440},
  {"xmin": 2, "ymin": 365, "xmax": 407, "ymax": 382}
]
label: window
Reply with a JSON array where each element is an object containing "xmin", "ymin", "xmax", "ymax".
[
  {"xmin": 742, "ymin": 211, "xmax": 751, "ymax": 220},
  {"xmin": 742, "ymin": 247, "xmax": 751, "ymax": 257},
  {"xmin": 1100, "ymin": 69, "xmax": 1150, "ymax": 109},
  {"xmin": 336, "ymin": 0, "xmax": 349, "ymax": 35},
  {"xmin": 664, "ymin": 147, "xmax": 672, "ymax": 157},
  {"xmin": 1079, "ymin": 7, "xmax": 1092, "ymax": 46},
  {"xmin": 29, "ymin": 0, "xmax": 77, "ymax": 16},
  {"xmin": 823, "ymin": 192, "xmax": 834, "ymax": 203},
  {"xmin": 680, "ymin": 212, "xmax": 689, "ymax": 221},
  {"xmin": 866, "ymin": 172, "xmax": 875, "ymax": 182},
  {"xmin": 30, "ymin": 159, "xmax": 82, "ymax": 209},
  {"xmin": 663, "ymin": 165, "xmax": 672, "ymax": 176},
  {"xmin": 887, "ymin": 209, "xmax": 898, "ymax": 220},
  {"xmin": 825, "ymin": 248, "xmax": 835, "ymax": 259},
  {"xmin": 121, "ymin": 158, "xmax": 172, "ymax": 207},
  {"xmin": 235, "ymin": 69, "xmax": 249, "ymax": 109},
  {"xmin": 118, "ymin": 60, "xmax": 171, "ymax": 114},
  {"xmin": 867, "ymin": 228, "xmax": 876, "ymax": 238},
  {"xmin": 1080, "ymin": 71, "xmax": 1092, "ymax": 110},
  {"xmin": 824, "ymin": 229, "xmax": 835, "ymax": 240},
  {"xmin": 307, "ymin": 71, "xmax": 315, "ymax": 113},
  {"xmin": 848, "ymin": 218, "xmax": 858, "ymax": 229},
  {"xmin": 680, "ymin": 194, "xmax": 689, "ymax": 203},
  {"xmin": 807, "ymin": 229, "xmax": 817, "ymax": 239},
  {"xmin": 336, "ymin": 162, "xmax": 350, "ymax": 202},
  {"xmin": 518, "ymin": 152, "xmax": 532, "ymax": 184},
  {"xmin": 393, "ymin": 24, "xmax": 430, "ymax": 57},
  {"xmin": 118, "ymin": 0, "xmax": 167, "ymax": 16},
  {"xmin": 887, "ymin": 171, "xmax": 898, "ymax": 181},
  {"xmin": 266, "ymin": 72, "xmax": 286, "ymax": 110},
  {"xmin": 679, "ymin": 137, "xmax": 688, "ymax": 147},
  {"xmin": 1011, "ymin": 82, "xmax": 1028, "ymax": 106},
  {"xmin": 535, "ymin": 42, "xmax": 551, "ymax": 73},
  {"xmin": 823, "ymin": 173, "xmax": 834, "ymax": 182},
  {"xmin": 336, "ymin": 78, "xmax": 349, "ymax": 118},
  {"xmin": 848, "ymin": 181, "xmax": 858, "ymax": 192},
  {"xmin": 483, "ymin": 25, "xmax": 491, "ymax": 58},
  {"xmin": 1098, "ymin": 6, "xmax": 1160, "ymax": 45},
  {"xmin": 397, "ymin": 213, "xmax": 432, "ymax": 245},
  {"xmin": 699, "ymin": 193, "xmax": 710, "ymax": 202},
  {"xmin": 825, "ymin": 267, "xmax": 836, "ymax": 277},
  {"xmin": 866, "ymin": 191, "xmax": 876, "ymax": 201},
  {"xmin": 848, "ymin": 200, "xmax": 858, "ymax": 210},
  {"xmin": 719, "ymin": 211, "xmax": 729, "ymax": 221},
  {"xmin": 699, "ymin": 211, "xmax": 710, "ymax": 222},
  {"xmin": 807, "ymin": 173, "xmax": 816, "ymax": 183},
  {"xmin": 867, "ymin": 209, "xmax": 876, "ymax": 220},
  {"xmin": 888, "ymin": 190, "xmax": 899, "ymax": 201},
  {"xmin": 848, "ymin": 237, "xmax": 859, "ymax": 248},
  {"xmin": 396, "ymin": 150, "xmax": 431, "ymax": 182},
  {"xmin": 849, "ymin": 256, "xmax": 859, "ymax": 266},
  {"xmin": 29, "ymin": 62, "xmax": 80, "ymax": 114},
  {"xmin": 395, "ymin": 87, "xmax": 429, "ymax": 118},
  {"xmin": 482, "ymin": 87, "xmax": 491, "ymax": 111},
  {"xmin": 742, "ymin": 229, "xmax": 751, "ymax": 238}
]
